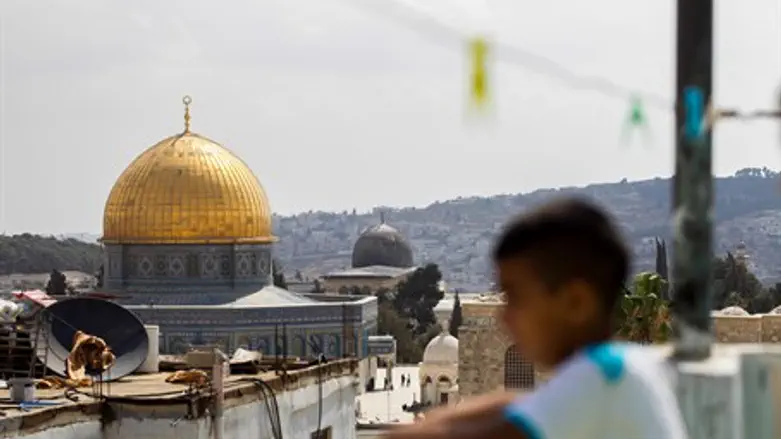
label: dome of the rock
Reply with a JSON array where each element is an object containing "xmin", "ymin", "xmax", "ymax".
[{"xmin": 102, "ymin": 98, "xmax": 274, "ymax": 245}]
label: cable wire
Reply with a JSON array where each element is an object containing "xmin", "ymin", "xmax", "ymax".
[
  {"xmin": 348, "ymin": 0, "xmax": 781, "ymax": 120},
  {"xmin": 347, "ymin": 0, "xmax": 673, "ymax": 109},
  {"xmin": 241, "ymin": 378, "xmax": 283, "ymax": 439}
]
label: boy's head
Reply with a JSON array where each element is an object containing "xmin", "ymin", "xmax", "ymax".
[{"xmin": 493, "ymin": 197, "xmax": 629, "ymax": 368}]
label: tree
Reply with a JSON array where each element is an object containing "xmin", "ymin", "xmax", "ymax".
[
  {"xmin": 394, "ymin": 263, "xmax": 444, "ymax": 336},
  {"xmin": 377, "ymin": 301, "xmax": 422, "ymax": 363},
  {"xmin": 272, "ymin": 259, "xmax": 287, "ymax": 290},
  {"xmin": 45, "ymin": 269, "xmax": 70, "ymax": 296},
  {"xmin": 376, "ymin": 287, "xmax": 393, "ymax": 303},
  {"xmin": 711, "ymin": 253, "xmax": 764, "ymax": 310},
  {"xmin": 615, "ymin": 272, "xmax": 671, "ymax": 343},
  {"xmin": 310, "ymin": 279, "xmax": 325, "ymax": 294},
  {"xmin": 704, "ymin": 252, "xmax": 781, "ymax": 313},
  {"xmin": 449, "ymin": 291, "xmax": 463, "ymax": 338},
  {"xmin": 654, "ymin": 238, "xmax": 669, "ymax": 299},
  {"xmin": 95, "ymin": 264, "xmax": 104, "ymax": 289}
]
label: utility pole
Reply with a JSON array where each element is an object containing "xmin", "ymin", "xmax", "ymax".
[
  {"xmin": 671, "ymin": 0, "xmax": 714, "ymax": 361},
  {"xmin": 671, "ymin": 2, "xmax": 781, "ymax": 438}
]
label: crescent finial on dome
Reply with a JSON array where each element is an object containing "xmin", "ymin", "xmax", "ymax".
[{"xmin": 183, "ymin": 95, "xmax": 193, "ymax": 133}]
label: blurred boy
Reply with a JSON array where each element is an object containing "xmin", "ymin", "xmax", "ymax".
[{"xmin": 386, "ymin": 197, "xmax": 687, "ymax": 439}]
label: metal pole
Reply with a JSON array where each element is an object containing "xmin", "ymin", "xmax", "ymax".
[
  {"xmin": 671, "ymin": 0, "xmax": 714, "ymax": 361},
  {"xmin": 212, "ymin": 349, "xmax": 225, "ymax": 439}
]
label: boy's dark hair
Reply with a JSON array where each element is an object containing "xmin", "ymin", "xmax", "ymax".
[{"xmin": 493, "ymin": 197, "xmax": 629, "ymax": 311}]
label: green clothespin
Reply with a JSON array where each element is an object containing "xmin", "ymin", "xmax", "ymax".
[
  {"xmin": 629, "ymin": 96, "xmax": 646, "ymax": 126},
  {"xmin": 620, "ymin": 96, "xmax": 653, "ymax": 147}
]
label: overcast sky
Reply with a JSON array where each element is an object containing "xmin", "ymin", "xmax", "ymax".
[{"xmin": 0, "ymin": 0, "xmax": 778, "ymax": 235}]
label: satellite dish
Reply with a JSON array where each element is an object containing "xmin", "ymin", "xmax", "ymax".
[{"xmin": 38, "ymin": 297, "xmax": 149, "ymax": 381}]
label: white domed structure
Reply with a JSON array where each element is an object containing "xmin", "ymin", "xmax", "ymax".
[
  {"xmin": 423, "ymin": 333, "xmax": 458, "ymax": 364},
  {"xmin": 720, "ymin": 306, "xmax": 749, "ymax": 316},
  {"xmin": 769, "ymin": 305, "xmax": 781, "ymax": 315},
  {"xmin": 419, "ymin": 332, "xmax": 459, "ymax": 407}
]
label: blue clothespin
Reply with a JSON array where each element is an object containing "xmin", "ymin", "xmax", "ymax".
[{"xmin": 683, "ymin": 86, "xmax": 705, "ymax": 141}]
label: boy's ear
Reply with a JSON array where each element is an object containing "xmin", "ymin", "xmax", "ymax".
[{"xmin": 562, "ymin": 279, "xmax": 600, "ymax": 322}]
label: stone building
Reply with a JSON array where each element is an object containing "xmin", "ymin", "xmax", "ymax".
[
  {"xmin": 98, "ymin": 97, "xmax": 378, "ymax": 381},
  {"xmin": 458, "ymin": 299, "xmax": 539, "ymax": 397},
  {"xmin": 459, "ymin": 297, "xmax": 781, "ymax": 397},
  {"xmin": 321, "ymin": 217, "xmax": 417, "ymax": 293}
]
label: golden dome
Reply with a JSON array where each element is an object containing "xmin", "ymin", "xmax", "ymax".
[{"xmin": 102, "ymin": 96, "xmax": 275, "ymax": 245}]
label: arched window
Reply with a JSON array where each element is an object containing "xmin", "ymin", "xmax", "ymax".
[{"xmin": 504, "ymin": 345, "xmax": 535, "ymax": 390}]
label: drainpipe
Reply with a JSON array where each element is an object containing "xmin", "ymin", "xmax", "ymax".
[{"xmin": 212, "ymin": 349, "xmax": 225, "ymax": 439}]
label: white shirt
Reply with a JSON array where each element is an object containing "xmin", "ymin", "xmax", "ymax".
[{"xmin": 503, "ymin": 342, "xmax": 688, "ymax": 439}]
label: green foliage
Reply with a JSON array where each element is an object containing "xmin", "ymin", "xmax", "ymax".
[
  {"xmin": 0, "ymin": 234, "xmax": 102, "ymax": 276},
  {"xmin": 341, "ymin": 285, "xmax": 372, "ymax": 296},
  {"xmin": 394, "ymin": 263, "xmax": 444, "ymax": 336},
  {"xmin": 615, "ymin": 272, "xmax": 672, "ymax": 343},
  {"xmin": 95, "ymin": 264, "xmax": 104, "ymax": 288},
  {"xmin": 377, "ymin": 301, "xmax": 422, "ymax": 363},
  {"xmin": 44, "ymin": 269, "xmax": 74, "ymax": 295},
  {"xmin": 616, "ymin": 253, "xmax": 781, "ymax": 341},
  {"xmin": 449, "ymin": 291, "xmax": 463, "ymax": 338},
  {"xmin": 712, "ymin": 253, "xmax": 781, "ymax": 313},
  {"xmin": 377, "ymin": 263, "xmax": 444, "ymax": 362}
]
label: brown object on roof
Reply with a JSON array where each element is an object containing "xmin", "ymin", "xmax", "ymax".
[{"xmin": 65, "ymin": 331, "xmax": 116, "ymax": 381}]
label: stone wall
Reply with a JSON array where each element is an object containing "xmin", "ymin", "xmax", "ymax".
[
  {"xmin": 458, "ymin": 301, "xmax": 781, "ymax": 397},
  {"xmin": 6, "ymin": 372, "xmax": 358, "ymax": 439},
  {"xmin": 458, "ymin": 302, "xmax": 511, "ymax": 397}
]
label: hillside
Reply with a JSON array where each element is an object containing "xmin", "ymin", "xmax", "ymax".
[
  {"xmin": 0, "ymin": 234, "xmax": 102, "ymax": 276},
  {"xmin": 3, "ymin": 168, "xmax": 781, "ymax": 291},
  {"xmin": 272, "ymin": 167, "xmax": 781, "ymax": 290}
]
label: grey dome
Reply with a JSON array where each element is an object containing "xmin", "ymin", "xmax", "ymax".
[{"xmin": 351, "ymin": 223, "xmax": 414, "ymax": 268}]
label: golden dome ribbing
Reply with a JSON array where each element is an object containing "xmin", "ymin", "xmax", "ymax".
[{"xmin": 102, "ymin": 96, "xmax": 275, "ymax": 245}]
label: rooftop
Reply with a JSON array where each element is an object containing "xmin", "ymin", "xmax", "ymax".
[
  {"xmin": 125, "ymin": 287, "xmax": 376, "ymax": 309},
  {"xmin": 357, "ymin": 365, "xmax": 420, "ymax": 425},
  {"xmin": 0, "ymin": 358, "xmax": 358, "ymax": 436},
  {"xmin": 323, "ymin": 265, "xmax": 417, "ymax": 279}
]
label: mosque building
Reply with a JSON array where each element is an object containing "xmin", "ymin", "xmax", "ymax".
[
  {"xmin": 99, "ymin": 97, "xmax": 378, "ymax": 379},
  {"xmin": 320, "ymin": 215, "xmax": 418, "ymax": 293},
  {"xmin": 418, "ymin": 318, "xmax": 459, "ymax": 407}
]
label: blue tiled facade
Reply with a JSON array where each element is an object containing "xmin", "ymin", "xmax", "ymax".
[
  {"xmin": 126, "ymin": 301, "xmax": 377, "ymax": 358},
  {"xmin": 105, "ymin": 242, "xmax": 378, "ymax": 358}
]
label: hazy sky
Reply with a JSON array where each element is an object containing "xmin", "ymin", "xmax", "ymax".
[{"xmin": 0, "ymin": 0, "xmax": 778, "ymax": 234}]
